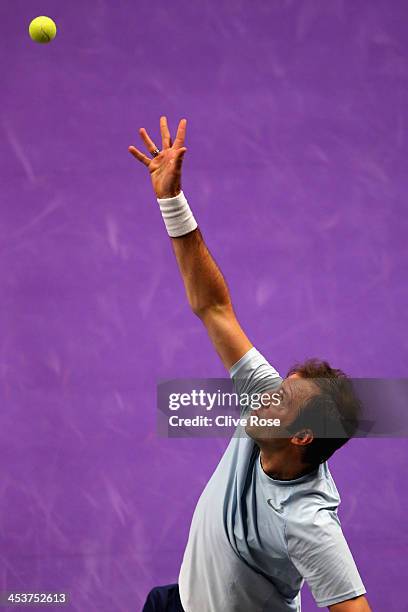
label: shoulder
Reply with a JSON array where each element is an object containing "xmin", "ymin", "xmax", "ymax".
[
  {"xmin": 230, "ymin": 347, "xmax": 281, "ymax": 380},
  {"xmin": 230, "ymin": 347, "xmax": 282, "ymax": 398},
  {"xmin": 285, "ymin": 463, "xmax": 342, "ymax": 537}
]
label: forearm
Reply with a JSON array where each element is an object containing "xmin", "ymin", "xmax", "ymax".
[
  {"xmin": 171, "ymin": 228, "xmax": 232, "ymax": 316},
  {"xmin": 131, "ymin": 121, "xmax": 239, "ymax": 336}
]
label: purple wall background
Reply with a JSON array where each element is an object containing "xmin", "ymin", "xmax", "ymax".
[{"xmin": 1, "ymin": 1, "xmax": 407, "ymax": 610}]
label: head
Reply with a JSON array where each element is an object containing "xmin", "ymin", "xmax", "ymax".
[{"xmin": 245, "ymin": 358, "xmax": 361, "ymax": 469}]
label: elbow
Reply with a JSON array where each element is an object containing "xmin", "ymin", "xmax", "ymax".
[{"xmin": 192, "ymin": 301, "xmax": 233, "ymax": 320}]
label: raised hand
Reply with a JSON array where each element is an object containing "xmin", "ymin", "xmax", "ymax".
[{"xmin": 128, "ymin": 116, "xmax": 188, "ymax": 199}]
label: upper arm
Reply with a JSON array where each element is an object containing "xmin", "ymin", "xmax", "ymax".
[
  {"xmin": 199, "ymin": 304, "xmax": 253, "ymax": 371},
  {"xmin": 287, "ymin": 509, "xmax": 366, "ymax": 609},
  {"xmin": 199, "ymin": 305, "xmax": 282, "ymax": 407},
  {"xmin": 329, "ymin": 595, "xmax": 371, "ymax": 611}
]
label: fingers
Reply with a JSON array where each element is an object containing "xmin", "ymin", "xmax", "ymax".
[
  {"xmin": 128, "ymin": 146, "xmax": 151, "ymax": 167},
  {"xmin": 139, "ymin": 127, "xmax": 160, "ymax": 156},
  {"xmin": 160, "ymin": 116, "xmax": 172, "ymax": 149},
  {"xmin": 173, "ymin": 118, "xmax": 187, "ymax": 149},
  {"xmin": 131, "ymin": 117, "xmax": 187, "ymax": 163}
]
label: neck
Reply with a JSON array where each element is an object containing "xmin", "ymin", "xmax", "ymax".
[{"xmin": 258, "ymin": 442, "xmax": 316, "ymax": 481}]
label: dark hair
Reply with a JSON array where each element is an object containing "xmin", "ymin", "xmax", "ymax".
[{"xmin": 285, "ymin": 358, "xmax": 361, "ymax": 466}]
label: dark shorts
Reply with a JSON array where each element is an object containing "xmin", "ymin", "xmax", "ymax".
[{"xmin": 142, "ymin": 584, "xmax": 184, "ymax": 612}]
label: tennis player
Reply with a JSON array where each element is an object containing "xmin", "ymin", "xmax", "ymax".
[{"xmin": 129, "ymin": 117, "xmax": 372, "ymax": 612}]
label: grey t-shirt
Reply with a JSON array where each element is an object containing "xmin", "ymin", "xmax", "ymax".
[{"xmin": 178, "ymin": 347, "xmax": 366, "ymax": 611}]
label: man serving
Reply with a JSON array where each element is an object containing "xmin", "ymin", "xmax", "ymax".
[{"xmin": 129, "ymin": 117, "xmax": 371, "ymax": 612}]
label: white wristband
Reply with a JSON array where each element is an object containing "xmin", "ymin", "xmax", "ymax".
[{"xmin": 156, "ymin": 190, "xmax": 198, "ymax": 238}]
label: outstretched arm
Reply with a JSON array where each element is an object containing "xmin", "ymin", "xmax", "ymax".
[
  {"xmin": 171, "ymin": 227, "xmax": 253, "ymax": 370},
  {"xmin": 129, "ymin": 116, "xmax": 252, "ymax": 370}
]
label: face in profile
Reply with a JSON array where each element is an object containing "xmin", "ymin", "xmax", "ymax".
[{"xmin": 244, "ymin": 373, "xmax": 320, "ymax": 442}]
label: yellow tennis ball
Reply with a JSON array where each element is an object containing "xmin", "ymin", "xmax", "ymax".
[{"xmin": 29, "ymin": 16, "xmax": 57, "ymax": 44}]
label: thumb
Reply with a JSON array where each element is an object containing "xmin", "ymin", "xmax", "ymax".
[{"xmin": 175, "ymin": 147, "xmax": 187, "ymax": 163}]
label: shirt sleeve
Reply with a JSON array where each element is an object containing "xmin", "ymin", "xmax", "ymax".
[
  {"xmin": 286, "ymin": 508, "xmax": 366, "ymax": 608},
  {"xmin": 229, "ymin": 347, "xmax": 283, "ymax": 414}
]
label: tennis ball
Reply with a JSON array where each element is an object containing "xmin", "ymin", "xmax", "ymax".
[{"xmin": 29, "ymin": 16, "xmax": 57, "ymax": 44}]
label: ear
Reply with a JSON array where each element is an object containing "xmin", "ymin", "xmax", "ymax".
[{"xmin": 291, "ymin": 428, "xmax": 314, "ymax": 447}]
